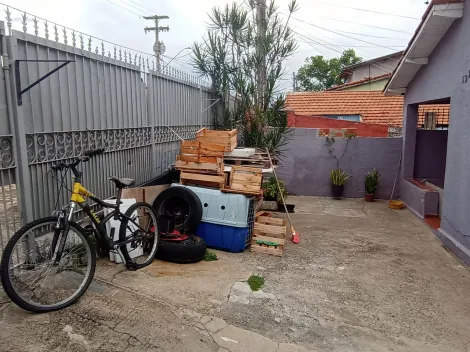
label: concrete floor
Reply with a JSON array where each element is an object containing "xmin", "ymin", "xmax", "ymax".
[{"xmin": 1, "ymin": 197, "xmax": 469, "ymax": 352}]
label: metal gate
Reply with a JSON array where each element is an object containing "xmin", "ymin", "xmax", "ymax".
[{"xmin": 0, "ymin": 7, "xmax": 216, "ymax": 255}]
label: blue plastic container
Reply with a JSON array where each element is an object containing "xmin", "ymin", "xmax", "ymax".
[
  {"xmin": 196, "ymin": 222, "xmax": 249, "ymax": 252},
  {"xmin": 171, "ymin": 184, "xmax": 254, "ymax": 252}
]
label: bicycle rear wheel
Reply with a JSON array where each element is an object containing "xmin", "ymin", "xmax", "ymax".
[
  {"xmin": 118, "ymin": 202, "xmax": 159, "ymax": 269},
  {"xmin": 0, "ymin": 217, "xmax": 96, "ymax": 313}
]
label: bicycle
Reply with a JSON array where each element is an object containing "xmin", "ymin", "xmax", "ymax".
[{"xmin": 0, "ymin": 148, "xmax": 159, "ymax": 313}]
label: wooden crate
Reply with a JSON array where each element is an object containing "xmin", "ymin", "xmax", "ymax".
[
  {"xmin": 251, "ymin": 216, "xmax": 287, "ymax": 257},
  {"xmin": 196, "ymin": 128, "xmax": 238, "ymax": 152},
  {"xmin": 222, "ymin": 166, "xmax": 263, "ymax": 196},
  {"xmin": 175, "ymin": 141, "xmax": 225, "ymax": 174},
  {"xmin": 180, "ymin": 171, "xmax": 225, "ymax": 189}
]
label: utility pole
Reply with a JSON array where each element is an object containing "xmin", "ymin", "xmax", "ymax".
[
  {"xmin": 292, "ymin": 72, "xmax": 297, "ymax": 92},
  {"xmin": 255, "ymin": 0, "xmax": 267, "ymax": 108},
  {"xmin": 144, "ymin": 15, "xmax": 169, "ymax": 71}
]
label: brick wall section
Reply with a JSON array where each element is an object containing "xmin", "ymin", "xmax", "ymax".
[{"xmin": 288, "ymin": 112, "xmax": 389, "ymax": 137}]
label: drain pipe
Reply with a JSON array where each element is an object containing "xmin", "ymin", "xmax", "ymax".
[{"xmin": 1, "ymin": 24, "xmax": 16, "ymax": 140}]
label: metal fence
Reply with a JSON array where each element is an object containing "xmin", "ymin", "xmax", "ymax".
[{"xmin": 0, "ymin": 7, "xmax": 216, "ymax": 254}]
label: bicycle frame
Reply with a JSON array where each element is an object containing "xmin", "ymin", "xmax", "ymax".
[{"xmin": 54, "ymin": 179, "xmax": 149, "ymax": 266}]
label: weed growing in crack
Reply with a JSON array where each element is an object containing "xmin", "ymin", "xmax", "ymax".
[{"xmin": 247, "ymin": 275, "xmax": 265, "ymax": 291}]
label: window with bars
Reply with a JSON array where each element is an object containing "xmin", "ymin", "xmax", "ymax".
[{"xmin": 417, "ymin": 106, "xmax": 450, "ymax": 130}]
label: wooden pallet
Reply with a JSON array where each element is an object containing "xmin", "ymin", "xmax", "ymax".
[
  {"xmin": 251, "ymin": 216, "xmax": 286, "ymax": 257},
  {"xmin": 196, "ymin": 128, "xmax": 238, "ymax": 152},
  {"xmin": 222, "ymin": 166, "xmax": 263, "ymax": 196},
  {"xmin": 180, "ymin": 171, "xmax": 226, "ymax": 189}
]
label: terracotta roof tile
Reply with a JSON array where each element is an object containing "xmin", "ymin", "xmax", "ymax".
[{"xmin": 286, "ymin": 91, "xmax": 404, "ymax": 126}]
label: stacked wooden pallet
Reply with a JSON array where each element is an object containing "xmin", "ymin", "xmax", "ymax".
[
  {"xmin": 251, "ymin": 215, "xmax": 287, "ymax": 257},
  {"xmin": 175, "ymin": 141, "xmax": 226, "ymax": 188}
]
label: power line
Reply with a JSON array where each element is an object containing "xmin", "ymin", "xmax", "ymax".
[
  {"xmin": 334, "ymin": 30, "xmax": 407, "ymax": 40},
  {"xmin": 318, "ymin": 2, "xmax": 421, "ymax": 20},
  {"xmin": 124, "ymin": 0, "xmax": 158, "ymax": 14},
  {"xmin": 317, "ymin": 16, "xmax": 412, "ymax": 34},
  {"xmin": 103, "ymin": 0, "xmax": 144, "ymax": 17},
  {"xmin": 291, "ymin": 16, "xmax": 405, "ymax": 51},
  {"xmin": 116, "ymin": 0, "xmax": 151, "ymax": 16}
]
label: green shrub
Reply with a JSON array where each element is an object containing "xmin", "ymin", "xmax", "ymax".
[
  {"xmin": 263, "ymin": 176, "xmax": 288, "ymax": 203},
  {"xmin": 203, "ymin": 251, "xmax": 218, "ymax": 261}
]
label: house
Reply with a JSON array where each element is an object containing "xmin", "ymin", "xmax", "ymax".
[
  {"xmin": 285, "ymin": 91, "xmax": 404, "ymax": 136},
  {"xmin": 330, "ymin": 51, "xmax": 403, "ymax": 92},
  {"xmin": 384, "ymin": 0, "xmax": 469, "ymax": 264}
]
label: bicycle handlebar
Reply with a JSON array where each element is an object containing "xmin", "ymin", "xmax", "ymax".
[{"xmin": 51, "ymin": 149, "xmax": 105, "ymax": 172}]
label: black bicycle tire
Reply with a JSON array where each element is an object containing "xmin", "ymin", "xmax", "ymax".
[
  {"xmin": 118, "ymin": 202, "xmax": 159, "ymax": 269},
  {"xmin": 0, "ymin": 217, "xmax": 96, "ymax": 313}
]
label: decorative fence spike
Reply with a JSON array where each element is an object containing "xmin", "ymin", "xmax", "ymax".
[
  {"xmin": 114, "ymin": 47, "xmax": 117, "ymax": 59},
  {"xmin": 152, "ymin": 60, "xmax": 155, "ymax": 71},
  {"xmin": 72, "ymin": 30, "xmax": 76, "ymax": 47},
  {"xmin": 21, "ymin": 12, "xmax": 27, "ymax": 33},
  {"xmin": 138, "ymin": 55, "xmax": 142, "ymax": 67},
  {"xmin": 119, "ymin": 48, "xmax": 122, "ymax": 61},
  {"xmin": 146, "ymin": 57, "xmax": 150, "ymax": 69},
  {"xmin": 95, "ymin": 46, "xmax": 98, "ymax": 54},
  {"xmin": 33, "ymin": 17, "xmax": 39, "ymax": 36},
  {"xmin": 101, "ymin": 42, "xmax": 105, "ymax": 56},
  {"xmin": 88, "ymin": 37, "xmax": 92, "ymax": 51},
  {"xmin": 108, "ymin": 51, "xmax": 111, "ymax": 58},
  {"xmin": 63, "ymin": 28, "xmax": 68, "ymax": 45},
  {"xmin": 79, "ymin": 33, "xmax": 84, "ymax": 49},
  {"xmin": 5, "ymin": 7, "xmax": 12, "ymax": 35},
  {"xmin": 124, "ymin": 50, "xmax": 127, "ymax": 63},
  {"xmin": 44, "ymin": 21, "xmax": 49, "ymax": 39},
  {"xmin": 134, "ymin": 54, "xmax": 137, "ymax": 65},
  {"xmin": 54, "ymin": 24, "xmax": 59, "ymax": 42}
]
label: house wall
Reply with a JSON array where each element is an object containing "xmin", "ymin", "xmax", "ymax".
[
  {"xmin": 401, "ymin": 2, "xmax": 470, "ymax": 262},
  {"xmin": 277, "ymin": 128, "xmax": 402, "ymax": 199},
  {"xmin": 413, "ymin": 130, "xmax": 448, "ymax": 188},
  {"xmin": 348, "ymin": 57, "xmax": 399, "ymax": 82},
  {"xmin": 287, "ymin": 112, "xmax": 389, "ymax": 137},
  {"xmin": 339, "ymin": 79, "xmax": 387, "ymax": 91}
]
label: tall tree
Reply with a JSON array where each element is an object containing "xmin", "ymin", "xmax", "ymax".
[
  {"xmin": 191, "ymin": 0, "xmax": 298, "ymax": 157},
  {"xmin": 296, "ymin": 49, "xmax": 362, "ymax": 91}
]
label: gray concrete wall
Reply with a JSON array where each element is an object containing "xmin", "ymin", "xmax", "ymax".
[
  {"xmin": 349, "ymin": 57, "xmax": 399, "ymax": 82},
  {"xmin": 277, "ymin": 128, "xmax": 402, "ymax": 199},
  {"xmin": 413, "ymin": 130, "xmax": 448, "ymax": 188},
  {"xmin": 401, "ymin": 2, "xmax": 470, "ymax": 261}
]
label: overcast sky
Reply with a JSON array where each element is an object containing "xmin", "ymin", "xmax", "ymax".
[{"xmin": 4, "ymin": 0, "xmax": 429, "ymax": 90}]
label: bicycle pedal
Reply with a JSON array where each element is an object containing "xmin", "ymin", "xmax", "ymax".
[{"xmin": 125, "ymin": 260, "xmax": 138, "ymax": 271}]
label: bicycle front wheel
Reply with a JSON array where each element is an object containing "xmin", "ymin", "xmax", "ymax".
[
  {"xmin": 0, "ymin": 217, "xmax": 96, "ymax": 313},
  {"xmin": 118, "ymin": 202, "xmax": 159, "ymax": 269}
]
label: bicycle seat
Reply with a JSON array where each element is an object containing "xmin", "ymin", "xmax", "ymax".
[{"xmin": 109, "ymin": 177, "xmax": 135, "ymax": 188}]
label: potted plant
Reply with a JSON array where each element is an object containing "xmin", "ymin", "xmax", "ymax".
[
  {"xmin": 365, "ymin": 169, "xmax": 380, "ymax": 202},
  {"xmin": 330, "ymin": 169, "xmax": 350, "ymax": 199},
  {"xmin": 262, "ymin": 176, "xmax": 293, "ymax": 212}
]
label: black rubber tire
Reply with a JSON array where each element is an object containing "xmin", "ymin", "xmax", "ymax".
[
  {"xmin": 0, "ymin": 217, "xmax": 96, "ymax": 313},
  {"xmin": 153, "ymin": 187, "xmax": 203, "ymax": 234},
  {"xmin": 155, "ymin": 236, "xmax": 207, "ymax": 264},
  {"xmin": 119, "ymin": 202, "xmax": 159, "ymax": 269}
]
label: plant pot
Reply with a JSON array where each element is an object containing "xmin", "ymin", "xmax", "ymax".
[
  {"xmin": 277, "ymin": 203, "xmax": 295, "ymax": 213},
  {"xmin": 365, "ymin": 193, "xmax": 375, "ymax": 202},
  {"xmin": 331, "ymin": 185, "xmax": 344, "ymax": 199}
]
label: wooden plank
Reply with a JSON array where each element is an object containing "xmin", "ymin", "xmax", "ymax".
[
  {"xmin": 175, "ymin": 160, "xmax": 220, "ymax": 172},
  {"xmin": 231, "ymin": 165, "xmax": 262, "ymax": 174},
  {"xmin": 232, "ymin": 173, "xmax": 262, "ymax": 184},
  {"xmin": 220, "ymin": 188, "xmax": 262, "ymax": 196},
  {"xmin": 181, "ymin": 140, "xmax": 200, "ymax": 147},
  {"xmin": 252, "ymin": 234, "xmax": 285, "ymax": 245},
  {"xmin": 251, "ymin": 244, "xmax": 283, "ymax": 257},
  {"xmin": 254, "ymin": 222, "xmax": 286, "ymax": 236},
  {"xmin": 231, "ymin": 184, "xmax": 262, "ymax": 192},
  {"xmin": 256, "ymin": 216, "xmax": 285, "ymax": 226},
  {"xmin": 180, "ymin": 172, "xmax": 225, "ymax": 183}
]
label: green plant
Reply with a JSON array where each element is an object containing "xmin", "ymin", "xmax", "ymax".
[
  {"xmin": 365, "ymin": 169, "xmax": 380, "ymax": 194},
  {"xmin": 263, "ymin": 176, "xmax": 288, "ymax": 202},
  {"xmin": 330, "ymin": 169, "xmax": 350, "ymax": 186},
  {"xmin": 247, "ymin": 275, "xmax": 265, "ymax": 291},
  {"xmin": 203, "ymin": 250, "xmax": 218, "ymax": 261}
]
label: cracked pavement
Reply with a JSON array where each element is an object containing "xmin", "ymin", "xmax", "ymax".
[{"xmin": 1, "ymin": 197, "xmax": 469, "ymax": 352}]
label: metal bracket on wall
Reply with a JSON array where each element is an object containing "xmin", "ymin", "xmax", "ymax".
[{"xmin": 15, "ymin": 59, "xmax": 74, "ymax": 106}]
